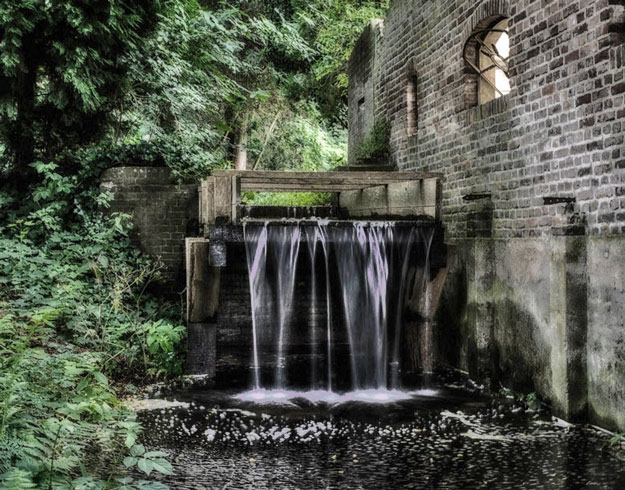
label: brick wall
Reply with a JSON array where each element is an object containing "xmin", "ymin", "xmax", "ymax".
[
  {"xmin": 100, "ymin": 167, "xmax": 199, "ymax": 288},
  {"xmin": 357, "ymin": 0, "xmax": 625, "ymax": 239}
]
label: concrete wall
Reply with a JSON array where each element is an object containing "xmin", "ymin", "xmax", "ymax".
[
  {"xmin": 587, "ymin": 237, "xmax": 625, "ymax": 430},
  {"xmin": 350, "ymin": 0, "xmax": 625, "ymax": 431},
  {"xmin": 339, "ymin": 179, "xmax": 440, "ymax": 219},
  {"xmin": 437, "ymin": 233, "xmax": 625, "ymax": 430},
  {"xmin": 100, "ymin": 167, "xmax": 199, "ymax": 288},
  {"xmin": 436, "ymin": 233, "xmax": 592, "ymax": 422}
]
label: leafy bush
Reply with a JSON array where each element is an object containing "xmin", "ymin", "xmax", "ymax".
[
  {"xmin": 0, "ymin": 161, "xmax": 184, "ymax": 487},
  {"xmin": 355, "ymin": 120, "xmax": 391, "ymax": 161}
]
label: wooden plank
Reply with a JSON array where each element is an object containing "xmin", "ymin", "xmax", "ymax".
[
  {"xmin": 339, "ymin": 180, "xmax": 440, "ymax": 219},
  {"xmin": 187, "ymin": 239, "xmax": 221, "ymax": 323},
  {"xmin": 202, "ymin": 170, "xmax": 444, "ymax": 224},
  {"xmin": 208, "ymin": 170, "xmax": 443, "ymax": 193},
  {"xmin": 240, "ymin": 183, "xmax": 375, "ymax": 192},
  {"xmin": 199, "ymin": 180, "xmax": 214, "ymax": 227},
  {"xmin": 213, "ymin": 176, "xmax": 232, "ymax": 222},
  {"xmin": 213, "ymin": 169, "xmax": 442, "ymax": 183},
  {"xmin": 231, "ymin": 175, "xmax": 241, "ymax": 224},
  {"xmin": 198, "ymin": 184, "xmax": 204, "ymax": 226},
  {"xmin": 239, "ymin": 178, "xmax": 419, "ymax": 185}
]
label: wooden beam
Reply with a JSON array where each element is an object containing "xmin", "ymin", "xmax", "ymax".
[
  {"xmin": 240, "ymin": 183, "xmax": 377, "ymax": 192},
  {"xmin": 212, "ymin": 169, "xmax": 442, "ymax": 189},
  {"xmin": 212, "ymin": 169, "xmax": 443, "ymax": 179}
]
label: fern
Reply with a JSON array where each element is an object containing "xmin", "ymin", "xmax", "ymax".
[{"xmin": 0, "ymin": 468, "xmax": 38, "ymax": 490}]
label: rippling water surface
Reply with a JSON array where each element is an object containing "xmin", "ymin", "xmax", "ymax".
[{"xmin": 137, "ymin": 375, "xmax": 625, "ymax": 489}]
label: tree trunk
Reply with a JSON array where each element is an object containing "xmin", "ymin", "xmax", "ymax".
[
  {"xmin": 11, "ymin": 65, "xmax": 37, "ymax": 177},
  {"xmin": 234, "ymin": 113, "xmax": 248, "ymax": 171}
]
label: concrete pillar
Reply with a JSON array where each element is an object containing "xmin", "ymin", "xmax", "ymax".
[
  {"xmin": 468, "ymin": 237, "xmax": 496, "ymax": 380},
  {"xmin": 186, "ymin": 238, "xmax": 222, "ymax": 376},
  {"xmin": 549, "ymin": 230, "xmax": 588, "ymax": 420}
]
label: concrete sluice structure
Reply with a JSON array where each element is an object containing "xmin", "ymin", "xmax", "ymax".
[{"xmin": 186, "ymin": 170, "xmax": 449, "ymax": 395}]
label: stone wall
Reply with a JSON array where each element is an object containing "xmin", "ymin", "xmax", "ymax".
[
  {"xmin": 350, "ymin": 0, "xmax": 625, "ymax": 430},
  {"xmin": 348, "ymin": 19, "xmax": 384, "ymax": 166},
  {"xmin": 100, "ymin": 167, "xmax": 199, "ymax": 288}
]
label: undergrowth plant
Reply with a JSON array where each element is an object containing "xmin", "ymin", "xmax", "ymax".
[
  {"xmin": 0, "ymin": 160, "xmax": 184, "ymax": 488},
  {"xmin": 355, "ymin": 120, "xmax": 390, "ymax": 161}
]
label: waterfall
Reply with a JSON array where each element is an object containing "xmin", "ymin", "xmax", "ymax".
[
  {"xmin": 305, "ymin": 230, "xmax": 319, "ymax": 388},
  {"xmin": 244, "ymin": 221, "xmax": 433, "ymax": 393},
  {"xmin": 269, "ymin": 224, "xmax": 302, "ymax": 388},
  {"xmin": 243, "ymin": 223, "xmax": 269, "ymax": 389}
]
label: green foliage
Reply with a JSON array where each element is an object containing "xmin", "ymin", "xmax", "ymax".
[
  {"xmin": 497, "ymin": 387, "xmax": 543, "ymax": 412},
  {"xmin": 523, "ymin": 392, "xmax": 542, "ymax": 411},
  {"xmin": 609, "ymin": 433, "xmax": 624, "ymax": 447},
  {"xmin": 247, "ymin": 101, "xmax": 346, "ymax": 172},
  {"xmin": 97, "ymin": 0, "xmax": 316, "ymax": 179},
  {"xmin": 123, "ymin": 444, "xmax": 173, "ymax": 478},
  {"xmin": 355, "ymin": 119, "xmax": 390, "ymax": 161},
  {"xmin": 0, "ymin": 469, "xmax": 37, "ymax": 490},
  {"xmin": 243, "ymin": 192, "xmax": 332, "ymax": 207},
  {"xmin": 0, "ymin": 162, "xmax": 183, "ymax": 487},
  {"xmin": 0, "ymin": 0, "xmax": 382, "ymax": 178},
  {"xmin": 297, "ymin": 0, "xmax": 390, "ymax": 126},
  {"xmin": 0, "ymin": 0, "xmax": 162, "ymax": 172}
]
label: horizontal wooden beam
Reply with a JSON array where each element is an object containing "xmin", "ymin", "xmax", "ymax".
[
  {"xmin": 211, "ymin": 169, "xmax": 442, "ymax": 192},
  {"xmin": 241, "ymin": 183, "xmax": 376, "ymax": 192}
]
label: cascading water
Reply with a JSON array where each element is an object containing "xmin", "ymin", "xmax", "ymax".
[
  {"xmin": 243, "ymin": 224, "xmax": 268, "ymax": 390},
  {"xmin": 243, "ymin": 220, "xmax": 434, "ymax": 398}
]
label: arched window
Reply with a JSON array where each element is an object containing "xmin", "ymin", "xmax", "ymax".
[{"xmin": 464, "ymin": 17, "xmax": 510, "ymax": 106}]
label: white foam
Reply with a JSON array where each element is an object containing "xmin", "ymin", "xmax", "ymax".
[
  {"xmin": 234, "ymin": 388, "xmax": 437, "ymax": 405},
  {"xmin": 411, "ymin": 389, "xmax": 439, "ymax": 397},
  {"xmin": 340, "ymin": 389, "xmax": 413, "ymax": 403}
]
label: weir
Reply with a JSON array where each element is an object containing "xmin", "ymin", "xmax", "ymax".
[
  {"xmin": 244, "ymin": 221, "xmax": 435, "ymax": 392},
  {"xmin": 186, "ymin": 170, "xmax": 449, "ymax": 391}
]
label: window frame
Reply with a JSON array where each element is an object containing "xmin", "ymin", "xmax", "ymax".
[{"xmin": 463, "ymin": 16, "xmax": 510, "ymax": 106}]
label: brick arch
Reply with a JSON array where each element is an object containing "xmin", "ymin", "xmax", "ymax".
[
  {"xmin": 463, "ymin": 0, "xmax": 511, "ymax": 41},
  {"xmin": 404, "ymin": 57, "xmax": 418, "ymax": 77},
  {"xmin": 462, "ymin": 2, "xmax": 511, "ymax": 110}
]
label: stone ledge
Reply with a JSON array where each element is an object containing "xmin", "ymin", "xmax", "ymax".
[{"xmin": 100, "ymin": 166, "xmax": 198, "ymax": 186}]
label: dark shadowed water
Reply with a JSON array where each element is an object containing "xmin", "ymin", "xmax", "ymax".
[{"xmin": 136, "ymin": 373, "xmax": 625, "ymax": 490}]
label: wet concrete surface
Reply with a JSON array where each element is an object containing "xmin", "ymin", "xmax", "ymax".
[{"xmin": 137, "ymin": 375, "xmax": 625, "ymax": 489}]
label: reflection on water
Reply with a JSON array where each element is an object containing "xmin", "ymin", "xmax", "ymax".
[{"xmin": 137, "ymin": 376, "xmax": 625, "ymax": 490}]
